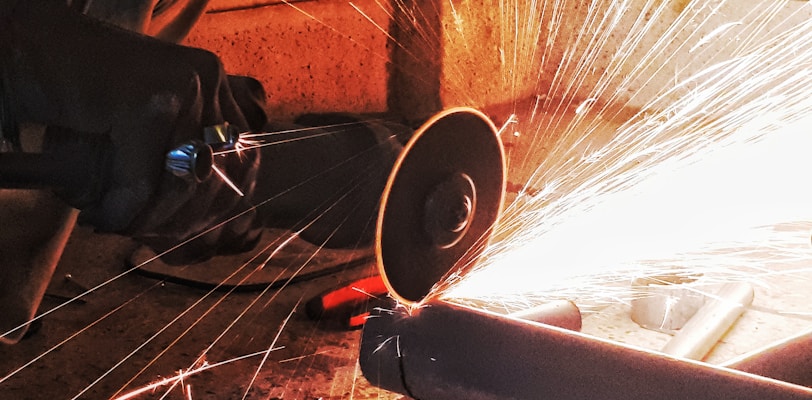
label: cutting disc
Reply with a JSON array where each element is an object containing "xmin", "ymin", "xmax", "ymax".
[{"xmin": 376, "ymin": 107, "xmax": 506, "ymax": 306}]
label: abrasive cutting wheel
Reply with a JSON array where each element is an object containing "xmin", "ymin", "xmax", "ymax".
[{"xmin": 376, "ymin": 107, "xmax": 506, "ymax": 306}]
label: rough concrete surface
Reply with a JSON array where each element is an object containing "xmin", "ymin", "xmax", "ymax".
[
  {"xmin": 185, "ymin": 0, "xmax": 393, "ymax": 121},
  {"xmin": 188, "ymin": 0, "xmax": 811, "ymax": 123},
  {"xmin": 0, "ymin": 225, "xmax": 404, "ymax": 399}
]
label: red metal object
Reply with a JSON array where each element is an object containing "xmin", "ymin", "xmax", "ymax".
[
  {"xmin": 306, "ymin": 275, "xmax": 388, "ymax": 329},
  {"xmin": 347, "ymin": 311, "xmax": 373, "ymax": 330}
]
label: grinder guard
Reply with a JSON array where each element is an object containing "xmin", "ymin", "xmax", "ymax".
[{"xmin": 375, "ymin": 107, "xmax": 506, "ymax": 306}]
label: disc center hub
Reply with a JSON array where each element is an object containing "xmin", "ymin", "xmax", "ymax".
[{"xmin": 424, "ymin": 173, "xmax": 477, "ymax": 249}]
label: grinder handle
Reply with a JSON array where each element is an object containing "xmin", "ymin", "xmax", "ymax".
[
  {"xmin": 0, "ymin": 137, "xmax": 212, "ymax": 209},
  {"xmin": 0, "ymin": 151, "xmax": 100, "ymax": 190}
]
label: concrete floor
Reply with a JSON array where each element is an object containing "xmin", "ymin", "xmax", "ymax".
[{"xmin": 0, "ymin": 224, "xmax": 403, "ymax": 399}]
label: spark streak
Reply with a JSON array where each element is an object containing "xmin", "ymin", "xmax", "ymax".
[
  {"xmin": 240, "ymin": 302, "xmax": 299, "ymax": 400},
  {"xmin": 215, "ymin": 121, "xmax": 377, "ymax": 156},
  {"xmin": 689, "ymin": 21, "xmax": 743, "ymax": 53},
  {"xmin": 212, "ymin": 165, "xmax": 245, "ymax": 197},
  {"xmin": 437, "ymin": 2, "xmax": 812, "ymax": 316},
  {"xmin": 111, "ymin": 347, "xmax": 285, "ymax": 400}
]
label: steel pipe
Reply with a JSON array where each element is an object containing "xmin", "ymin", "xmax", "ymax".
[
  {"xmin": 359, "ymin": 300, "xmax": 812, "ymax": 400},
  {"xmin": 508, "ymin": 300, "xmax": 582, "ymax": 331},
  {"xmin": 661, "ymin": 282, "xmax": 754, "ymax": 360},
  {"xmin": 724, "ymin": 327, "xmax": 812, "ymax": 389}
]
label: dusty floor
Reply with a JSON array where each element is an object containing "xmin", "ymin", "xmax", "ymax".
[{"xmin": 0, "ymin": 225, "xmax": 404, "ymax": 399}]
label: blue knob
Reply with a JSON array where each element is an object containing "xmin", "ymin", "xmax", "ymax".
[{"xmin": 165, "ymin": 140, "xmax": 213, "ymax": 182}]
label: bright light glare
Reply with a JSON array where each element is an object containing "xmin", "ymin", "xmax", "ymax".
[{"xmin": 445, "ymin": 113, "xmax": 812, "ymax": 306}]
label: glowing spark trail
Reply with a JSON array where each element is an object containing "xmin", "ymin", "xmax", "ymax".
[
  {"xmin": 212, "ymin": 164, "xmax": 245, "ymax": 197},
  {"xmin": 111, "ymin": 347, "xmax": 285, "ymax": 400},
  {"xmin": 689, "ymin": 21, "xmax": 743, "ymax": 53},
  {"xmin": 448, "ymin": 116, "xmax": 812, "ymax": 307},
  {"xmin": 241, "ymin": 302, "xmax": 299, "ymax": 400},
  {"xmin": 108, "ymin": 236, "xmax": 298, "ymax": 398},
  {"xmin": 437, "ymin": 2, "xmax": 812, "ymax": 313},
  {"xmin": 215, "ymin": 121, "xmax": 382, "ymax": 156}
]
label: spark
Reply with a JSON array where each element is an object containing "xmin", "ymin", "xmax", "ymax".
[
  {"xmin": 110, "ymin": 154, "xmax": 388, "ymax": 397},
  {"xmin": 574, "ymin": 98, "xmax": 597, "ymax": 115},
  {"xmin": 215, "ymin": 121, "xmax": 374, "ymax": 156},
  {"xmin": 496, "ymin": 113, "xmax": 519, "ymax": 137},
  {"xmin": 233, "ymin": 137, "xmax": 261, "ymax": 161},
  {"xmin": 350, "ymin": 2, "xmax": 399, "ymax": 45},
  {"xmin": 447, "ymin": 104, "xmax": 812, "ymax": 313},
  {"xmin": 111, "ymin": 347, "xmax": 285, "ymax": 400},
  {"xmin": 690, "ymin": 21, "xmax": 743, "ymax": 53},
  {"xmin": 447, "ymin": 0, "xmax": 465, "ymax": 38},
  {"xmin": 278, "ymin": 350, "xmax": 335, "ymax": 364},
  {"xmin": 431, "ymin": 1, "xmax": 812, "ymax": 315},
  {"xmin": 212, "ymin": 164, "xmax": 245, "ymax": 197},
  {"xmin": 371, "ymin": 335, "xmax": 402, "ymax": 358},
  {"xmin": 108, "ymin": 234, "xmax": 300, "ymax": 398},
  {"xmin": 74, "ymin": 269, "xmax": 260, "ymax": 399},
  {"xmin": 278, "ymin": 0, "xmax": 392, "ymax": 63},
  {"xmin": 348, "ymin": 362, "xmax": 362, "ymax": 400},
  {"xmin": 241, "ymin": 302, "xmax": 299, "ymax": 400},
  {"xmin": 351, "ymin": 286, "xmax": 383, "ymax": 300},
  {"xmin": 447, "ymin": 116, "xmax": 812, "ymax": 308},
  {"xmin": 0, "ymin": 288, "xmax": 152, "ymax": 386}
]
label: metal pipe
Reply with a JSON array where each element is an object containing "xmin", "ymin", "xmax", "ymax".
[
  {"xmin": 507, "ymin": 300, "xmax": 582, "ymax": 331},
  {"xmin": 359, "ymin": 300, "xmax": 812, "ymax": 400},
  {"xmin": 630, "ymin": 274, "xmax": 706, "ymax": 333},
  {"xmin": 724, "ymin": 327, "xmax": 812, "ymax": 388},
  {"xmin": 661, "ymin": 282, "xmax": 754, "ymax": 360}
]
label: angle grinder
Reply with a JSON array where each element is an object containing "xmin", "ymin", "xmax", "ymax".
[{"xmin": 376, "ymin": 107, "xmax": 506, "ymax": 306}]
